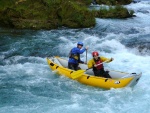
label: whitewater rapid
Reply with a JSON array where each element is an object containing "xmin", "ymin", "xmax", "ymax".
[{"xmin": 0, "ymin": 0, "xmax": 150, "ymax": 113}]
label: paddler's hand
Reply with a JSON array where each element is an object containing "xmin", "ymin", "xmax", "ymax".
[
  {"xmin": 94, "ymin": 64, "xmax": 98, "ymax": 67},
  {"xmin": 110, "ymin": 58, "xmax": 114, "ymax": 61},
  {"xmin": 85, "ymin": 46, "xmax": 88, "ymax": 50}
]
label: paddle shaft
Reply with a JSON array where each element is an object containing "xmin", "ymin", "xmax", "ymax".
[
  {"xmin": 94, "ymin": 60, "xmax": 109, "ymax": 67},
  {"xmin": 85, "ymin": 60, "xmax": 109, "ymax": 71},
  {"xmin": 86, "ymin": 49, "xmax": 87, "ymax": 64}
]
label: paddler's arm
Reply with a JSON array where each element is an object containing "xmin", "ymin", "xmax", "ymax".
[
  {"xmin": 100, "ymin": 56, "xmax": 114, "ymax": 63},
  {"xmin": 87, "ymin": 59, "xmax": 94, "ymax": 68}
]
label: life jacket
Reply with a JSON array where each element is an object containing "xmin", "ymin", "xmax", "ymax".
[
  {"xmin": 93, "ymin": 57, "xmax": 103, "ymax": 70},
  {"xmin": 69, "ymin": 49, "xmax": 80, "ymax": 62}
]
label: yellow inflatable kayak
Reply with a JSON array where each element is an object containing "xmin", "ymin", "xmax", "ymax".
[{"xmin": 47, "ymin": 56, "xmax": 142, "ymax": 89}]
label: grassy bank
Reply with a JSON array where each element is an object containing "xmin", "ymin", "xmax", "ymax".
[{"xmin": 0, "ymin": 0, "xmax": 134, "ymax": 30}]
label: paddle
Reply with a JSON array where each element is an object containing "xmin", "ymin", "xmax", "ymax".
[
  {"xmin": 71, "ymin": 69, "xmax": 88, "ymax": 79},
  {"xmin": 71, "ymin": 61, "xmax": 107, "ymax": 79}
]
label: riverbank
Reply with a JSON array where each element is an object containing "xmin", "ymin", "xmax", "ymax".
[{"xmin": 0, "ymin": 0, "xmax": 134, "ymax": 30}]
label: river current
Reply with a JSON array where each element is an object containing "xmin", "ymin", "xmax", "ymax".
[{"xmin": 0, "ymin": 1, "xmax": 150, "ymax": 113}]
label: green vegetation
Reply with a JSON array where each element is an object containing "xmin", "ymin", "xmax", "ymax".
[
  {"xmin": 95, "ymin": 5, "xmax": 134, "ymax": 18},
  {"xmin": 0, "ymin": 0, "xmax": 134, "ymax": 30},
  {"xmin": 96, "ymin": 0, "xmax": 132, "ymax": 5}
]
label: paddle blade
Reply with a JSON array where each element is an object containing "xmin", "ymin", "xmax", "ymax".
[{"xmin": 71, "ymin": 70, "xmax": 85, "ymax": 79}]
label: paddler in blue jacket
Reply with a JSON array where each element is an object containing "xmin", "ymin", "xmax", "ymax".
[{"xmin": 68, "ymin": 41, "xmax": 88, "ymax": 71}]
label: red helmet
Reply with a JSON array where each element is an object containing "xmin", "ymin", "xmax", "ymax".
[{"xmin": 92, "ymin": 51, "xmax": 99, "ymax": 57}]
